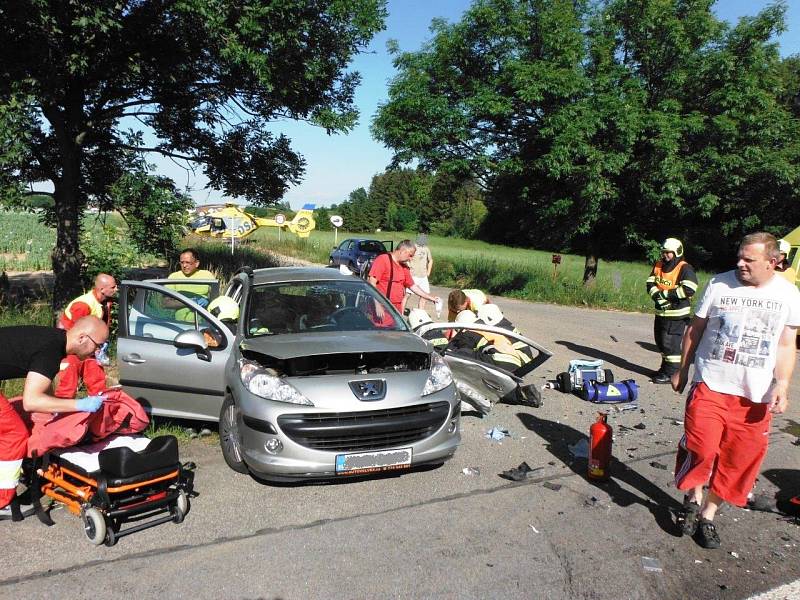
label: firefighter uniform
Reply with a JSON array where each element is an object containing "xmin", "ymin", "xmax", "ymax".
[{"xmin": 646, "ymin": 238, "xmax": 698, "ymax": 382}]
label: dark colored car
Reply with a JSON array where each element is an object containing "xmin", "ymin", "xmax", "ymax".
[{"xmin": 329, "ymin": 238, "xmax": 393, "ymax": 277}]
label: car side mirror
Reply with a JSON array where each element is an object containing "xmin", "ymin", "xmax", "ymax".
[{"xmin": 173, "ymin": 329, "xmax": 208, "ymax": 351}]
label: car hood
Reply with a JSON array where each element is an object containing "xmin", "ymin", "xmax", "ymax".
[{"xmin": 239, "ymin": 330, "xmax": 429, "ymax": 360}]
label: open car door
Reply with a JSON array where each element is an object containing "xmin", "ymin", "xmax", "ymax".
[
  {"xmin": 117, "ymin": 279, "xmax": 233, "ymax": 421},
  {"xmin": 416, "ymin": 322, "xmax": 552, "ymax": 414}
]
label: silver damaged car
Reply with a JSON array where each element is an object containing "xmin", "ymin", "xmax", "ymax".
[{"xmin": 118, "ymin": 267, "xmax": 460, "ymax": 481}]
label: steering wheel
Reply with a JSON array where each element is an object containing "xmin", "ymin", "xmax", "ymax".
[{"xmin": 329, "ymin": 307, "xmax": 370, "ymax": 328}]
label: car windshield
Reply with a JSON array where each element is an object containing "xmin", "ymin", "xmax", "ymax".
[
  {"xmin": 245, "ymin": 278, "xmax": 407, "ymax": 336},
  {"xmin": 359, "ymin": 240, "xmax": 386, "ymax": 254}
]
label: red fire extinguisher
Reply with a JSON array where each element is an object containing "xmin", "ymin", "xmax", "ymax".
[{"xmin": 588, "ymin": 412, "xmax": 612, "ymax": 481}]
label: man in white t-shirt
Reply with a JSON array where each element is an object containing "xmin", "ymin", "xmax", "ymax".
[{"xmin": 671, "ymin": 232, "xmax": 800, "ymax": 549}]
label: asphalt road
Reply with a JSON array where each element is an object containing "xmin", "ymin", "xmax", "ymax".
[{"xmin": 2, "ymin": 289, "xmax": 799, "ymax": 599}]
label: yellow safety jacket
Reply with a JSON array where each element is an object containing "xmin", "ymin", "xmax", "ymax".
[{"xmin": 60, "ymin": 291, "xmax": 110, "ymax": 328}]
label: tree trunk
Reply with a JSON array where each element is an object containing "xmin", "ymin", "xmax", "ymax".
[
  {"xmin": 51, "ymin": 145, "xmax": 84, "ymax": 312},
  {"xmin": 583, "ymin": 253, "xmax": 598, "ymax": 284}
]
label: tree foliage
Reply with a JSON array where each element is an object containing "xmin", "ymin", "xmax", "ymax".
[
  {"xmin": 372, "ymin": 0, "xmax": 800, "ymax": 273},
  {"xmin": 0, "ymin": 0, "xmax": 386, "ymax": 305}
]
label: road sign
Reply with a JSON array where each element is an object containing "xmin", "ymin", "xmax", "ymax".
[
  {"xmin": 330, "ymin": 215, "xmax": 343, "ymax": 228},
  {"xmin": 275, "ymin": 213, "xmax": 286, "ymax": 225}
]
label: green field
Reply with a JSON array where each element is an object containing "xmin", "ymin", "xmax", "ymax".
[
  {"xmin": 1, "ymin": 210, "xmax": 711, "ymax": 315},
  {"xmin": 244, "ymin": 226, "xmax": 711, "ymax": 313}
]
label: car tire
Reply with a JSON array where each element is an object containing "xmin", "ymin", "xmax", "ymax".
[
  {"xmin": 219, "ymin": 395, "xmax": 249, "ymax": 474},
  {"xmin": 557, "ymin": 372, "xmax": 572, "ymax": 394}
]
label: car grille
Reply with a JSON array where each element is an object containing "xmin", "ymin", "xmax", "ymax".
[{"xmin": 277, "ymin": 401, "xmax": 452, "ymax": 452}]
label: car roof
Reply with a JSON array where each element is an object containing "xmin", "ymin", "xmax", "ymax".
[
  {"xmin": 343, "ymin": 238, "xmax": 384, "ymax": 244},
  {"xmin": 248, "ymin": 266, "xmax": 356, "ymax": 285}
]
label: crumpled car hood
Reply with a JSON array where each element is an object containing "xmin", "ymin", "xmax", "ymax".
[{"xmin": 239, "ymin": 330, "xmax": 429, "ymax": 360}]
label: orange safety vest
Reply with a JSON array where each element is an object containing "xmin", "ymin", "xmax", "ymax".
[{"xmin": 652, "ymin": 260, "xmax": 685, "ymax": 291}]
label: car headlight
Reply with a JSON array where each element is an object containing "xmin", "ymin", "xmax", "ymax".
[
  {"xmin": 422, "ymin": 352, "xmax": 453, "ymax": 396},
  {"xmin": 238, "ymin": 358, "xmax": 314, "ymax": 406}
]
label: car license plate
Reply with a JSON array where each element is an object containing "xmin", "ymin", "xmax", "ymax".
[{"xmin": 335, "ymin": 448, "xmax": 412, "ymax": 475}]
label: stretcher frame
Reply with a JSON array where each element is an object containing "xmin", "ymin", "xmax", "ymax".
[{"xmin": 30, "ymin": 439, "xmax": 195, "ymax": 547}]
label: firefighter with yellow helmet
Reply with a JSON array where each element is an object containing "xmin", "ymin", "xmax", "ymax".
[{"xmin": 646, "ymin": 238, "xmax": 698, "ymax": 383}]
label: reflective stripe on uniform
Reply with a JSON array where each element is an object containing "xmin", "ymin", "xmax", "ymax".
[
  {"xmin": 682, "ymin": 280, "xmax": 698, "ymax": 292},
  {"xmin": 664, "ymin": 355, "xmax": 682, "ymax": 363},
  {"xmin": 655, "ymin": 306, "xmax": 691, "ymax": 318},
  {"xmin": 0, "ymin": 459, "xmax": 22, "ymax": 490}
]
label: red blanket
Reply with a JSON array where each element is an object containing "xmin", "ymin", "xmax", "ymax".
[{"xmin": 10, "ymin": 388, "xmax": 150, "ymax": 457}]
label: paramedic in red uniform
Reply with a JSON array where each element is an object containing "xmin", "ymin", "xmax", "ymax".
[
  {"xmin": 56, "ymin": 273, "xmax": 117, "ymax": 398},
  {"xmin": 671, "ymin": 232, "xmax": 800, "ymax": 549},
  {"xmin": 368, "ymin": 239, "xmax": 439, "ymax": 315},
  {"xmin": 646, "ymin": 238, "xmax": 698, "ymax": 383},
  {"xmin": 0, "ymin": 316, "xmax": 109, "ymax": 519}
]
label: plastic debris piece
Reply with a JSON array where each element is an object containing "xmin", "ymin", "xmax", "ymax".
[
  {"xmin": 633, "ymin": 423, "xmax": 647, "ymax": 430},
  {"xmin": 649, "ymin": 461, "xmax": 668, "ymax": 470},
  {"xmin": 529, "ymin": 524, "xmax": 539, "ymax": 533},
  {"xmin": 610, "ymin": 335, "xmax": 618, "ymax": 342},
  {"xmin": 500, "ymin": 461, "xmax": 543, "ymax": 482},
  {"xmin": 694, "ymin": 560, "xmax": 703, "ymax": 564},
  {"xmin": 641, "ymin": 556, "xmax": 663, "ymax": 573},
  {"xmin": 184, "ymin": 427, "xmax": 199, "ymax": 439},
  {"xmin": 615, "ymin": 403, "xmax": 638, "ymax": 412},
  {"xmin": 199, "ymin": 427, "xmax": 213, "ymax": 438},
  {"xmin": 462, "ymin": 467, "xmax": 480, "ymax": 476},
  {"xmin": 568, "ymin": 438, "xmax": 589, "ymax": 459},
  {"xmin": 485, "ymin": 426, "xmax": 510, "ymax": 442},
  {"xmin": 730, "ymin": 552, "xmax": 739, "ymax": 559},
  {"xmin": 543, "ymin": 481, "xmax": 562, "ymax": 491}
]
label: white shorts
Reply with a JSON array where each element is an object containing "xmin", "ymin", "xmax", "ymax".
[{"xmin": 409, "ymin": 276, "xmax": 430, "ymax": 294}]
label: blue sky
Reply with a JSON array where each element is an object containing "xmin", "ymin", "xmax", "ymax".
[{"xmin": 164, "ymin": 0, "xmax": 800, "ymax": 209}]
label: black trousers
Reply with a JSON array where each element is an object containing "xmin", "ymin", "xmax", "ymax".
[{"xmin": 653, "ymin": 316, "xmax": 689, "ymax": 376}]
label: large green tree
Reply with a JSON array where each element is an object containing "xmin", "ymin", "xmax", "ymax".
[
  {"xmin": 0, "ymin": 0, "xmax": 385, "ymax": 306},
  {"xmin": 373, "ymin": 0, "xmax": 800, "ymax": 276}
]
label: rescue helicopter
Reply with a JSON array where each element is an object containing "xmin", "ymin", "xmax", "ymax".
[{"xmin": 188, "ymin": 203, "xmax": 316, "ymax": 240}]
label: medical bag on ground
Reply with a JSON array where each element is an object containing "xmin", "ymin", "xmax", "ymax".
[{"xmin": 581, "ymin": 379, "xmax": 639, "ymax": 403}]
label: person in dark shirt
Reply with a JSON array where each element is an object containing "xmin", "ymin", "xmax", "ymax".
[{"xmin": 0, "ymin": 316, "xmax": 109, "ymax": 518}]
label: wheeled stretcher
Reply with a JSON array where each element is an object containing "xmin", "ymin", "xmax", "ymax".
[{"xmin": 32, "ymin": 434, "xmax": 195, "ymax": 546}]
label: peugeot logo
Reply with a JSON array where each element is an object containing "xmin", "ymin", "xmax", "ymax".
[{"xmin": 349, "ymin": 379, "xmax": 386, "ymax": 401}]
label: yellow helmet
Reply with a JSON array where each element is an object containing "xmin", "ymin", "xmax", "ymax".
[
  {"xmin": 455, "ymin": 309, "xmax": 478, "ymax": 324},
  {"xmin": 661, "ymin": 237, "xmax": 684, "ymax": 258},
  {"xmin": 208, "ymin": 295, "xmax": 239, "ymax": 321}
]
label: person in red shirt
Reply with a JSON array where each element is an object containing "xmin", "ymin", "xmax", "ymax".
[
  {"xmin": 56, "ymin": 273, "xmax": 117, "ymax": 398},
  {"xmin": 368, "ymin": 240, "xmax": 440, "ymax": 314}
]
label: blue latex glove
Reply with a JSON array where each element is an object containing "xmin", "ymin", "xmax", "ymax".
[
  {"xmin": 195, "ymin": 296, "xmax": 210, "ymax": 308},
  {"xmin": 76, "ymin": 395, "xmax": 105, "ymax": 413}
]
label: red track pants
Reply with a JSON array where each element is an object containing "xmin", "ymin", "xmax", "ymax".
[
  {"xmin": 54, "ymin": 355, "xmax": 106, "ymax": 399},
  {"xmin": 0, "ymin": 393, "xmax": 28, "ymax": 509},
  {"xmin": 674, "ymin": 382, "xmax": 771, "ymax": 507}
]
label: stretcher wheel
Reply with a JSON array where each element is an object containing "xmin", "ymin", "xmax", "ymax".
[
  {"xmin": 603, "ymin": 369, "xmax": 614, "ymax": 383},
  {"xmin": 82, "ymin": 507, "xmax": 106, "ymax": 546},
  {"xmin": 172, "ymin": 490, "xmax": 189, "ymax": 524},
  {"xmin": 104, "ymin": 524, "xmax": 117, "ymax": 547},
  {"xmin": 557, "ymin": 372, "xmax": 571, "ymax": 393}
]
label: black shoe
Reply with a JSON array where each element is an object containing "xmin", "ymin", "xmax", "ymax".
[
  {"xmin": 676, "ymin": 498, "xmax": 701, "ymax": 536},
  {"xmin": 651, "ymin": 372, "xmax": 671, "ymax": 384},
  {"xmin": 696, "ymin": 518, "xmax": 721, "ymax": 549}
]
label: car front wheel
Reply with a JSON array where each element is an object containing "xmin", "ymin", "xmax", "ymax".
[{"xmin": 219, "ymin": 394, "xmax": 249, "ymax": 474}]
